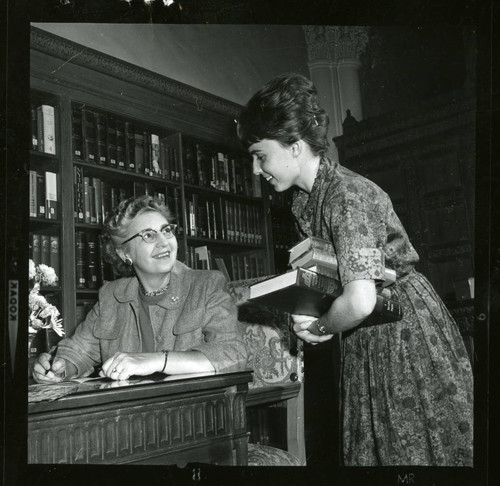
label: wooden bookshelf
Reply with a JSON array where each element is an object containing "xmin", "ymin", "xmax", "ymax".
[{"xmin": 30, "ymin": 26, "xmax": 291, "ymax": 336}]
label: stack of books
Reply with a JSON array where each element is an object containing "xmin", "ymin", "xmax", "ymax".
[{"xmin": 248, "ymin": 237, "xmax": 402, "ymax": 324}]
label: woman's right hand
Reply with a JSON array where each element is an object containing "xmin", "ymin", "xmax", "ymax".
[
  {"xmin": 32, "ymin": 353, "xmax": 67, "ymax": 383},
  {"xmin": 291, "ymin": 314, "xmax": 335, "ymax": 345}
]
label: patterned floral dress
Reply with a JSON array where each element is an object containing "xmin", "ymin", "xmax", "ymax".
[{"xmin": 291, "ymin": 157, "xmax": 473, "ymax": 466}]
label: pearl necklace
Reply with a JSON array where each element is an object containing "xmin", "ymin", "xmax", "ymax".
[{"xmin": 139, "ymin": 282, "xmax": 170, "ymax": 297}]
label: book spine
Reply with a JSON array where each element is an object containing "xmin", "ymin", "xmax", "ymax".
[
  {"xmin": 106, "ymin": 115, "xmax": 117, "ymax": 168},
  {"xmin": 101, "ymin": 180, "xmax": 111, "ymax": 222},
  {"xmin": 296, "ymin": 268, "xmax": 343, "ymax": 297},
  {"xmin": 143, "ymin": 131, "xmax": 151, "ymax": 176},
  {"xmin": 45, "ymin": 171, "xmax": 58, "ymax": 220},
  {"xmin": 32, "ymin": 233, "xmax": 41, "ymax": 265},
  {"xmin": 92, "ymin": 177, "xmax": 102, "ymax": 224},
  {"xmin": 86, "ymin": 233, "xmax": 99, "ymax": 289},
  {"xmin": 372, "ymin": 294, "xmax": 403, "ymax": 322},
  {"xmin": 150, "ymin": 133, "xmax": 161, "ymax": 177},
  {"xmin": 29, "ymin": 171, "xmax": 37, "ymax": 217},
  {"xmin": 125, "ymin": 122, "xmax": 135, "ymax": 172},
  {"xmin": 49, "ymin": 235, "xmax": 60, "ymax": 280},
  {"xmin": 83, "ymin": 177, "xmax": 91, "ymax": 224},
  {"xmin": 185, "ymin": 142, "xmax": 196, "ymax": 184},
  {"xmin": 36, "ymin": 171, "xmax": 45, "ymax": 218},
  {"xmin": 75, "ymin": 231, "xmax": 87, "ymax": 289},
  {"xmin": 89, "ymin": 184, "xmax": 97, "ymax": 224},
  {"xmin": 41, "ymin": 234, "xmax": 51, "ymax": 266},
  {"xmin": 74, "ymin": 166, "xmax": 85, "ymax": 223},
  {"xmin": 37, "ymin": 105, "xmax": 56, "ymax": 155},
  {"xmin": 173, "ymin": 187, "xmax": 183, "ymax": 235},
  {"xmin": 134, "ymin": 132, "xmax": 144, "ymax": 174},
  {"xmin": 96, "ymin": 112, "xmax": 107, "ymax": 165},
  {"xmin": 174, "ymin": 147, "xmax": 181, "ymax": 182},
  {"xmin": 31, "ymin": 105, "xmax": 38, "ymax": 151},
  {"xmin": 81, "ymin": 109, "xmax": 96, "ymax": 163},
  {"xmin": 71, "ymin": 106, "xmax": 83, "ymax": 159},
  {"xmin": 115, "ymin": 120, "xmax": 126, "ymax": 170}
]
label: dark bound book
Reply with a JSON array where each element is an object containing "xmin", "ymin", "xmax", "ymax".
[
  {"xmin": 49, "ymin": 235, "xmax": 60, "ymax": 280},
  {"xmin": 41, "ymin": 234, "xmax": 51, "ymax": 266},
  {"xmin": 81, "ymin": 108, "xmax": 97, "ymax": 163},
  {"xmin": 115, "ymin": 120, "xmax": 126, "ymax": 169},
  {"xmin": 248, "ymin": 267, "xmax": 403, "ymax": 323},
  {"xmin": 73, "ymin": 166, "xmax": 85, "ymax": 223},
  {"xmin": 71, "ymin": 106, "xmax": 83, "ymax": 159},
  {"xmin": 31, "ymin": 105, "xmax": 38, "ymax": 151},
  {"xmin": 36, "ymin": 171, "xmax": 45, "ymax": 218},
  {"xmin": 96, "ymin": 112, "xmax": 107, "ymax": 165},
  {"xmin": 86, "ymin": 233, "xmax": 99, "ymax": 289},
  {"xmin": 106, "ymin": 114, "xmax": 117, "ymax": 168},
  {"xmin": 32, "ymin": 233, "xmax": 41, "ymax": 266},
  {"xmin": 75, "ymin": 231, "xmax": 87, "ymax": 289},
  {"xmin": 125, "ymin": 122, "xmax": 135, "ymax": 172}
]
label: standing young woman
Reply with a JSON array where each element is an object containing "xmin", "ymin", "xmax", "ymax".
[{"xmin": 237, "ymin": 73, "xmax": 473, "ymax": 466}]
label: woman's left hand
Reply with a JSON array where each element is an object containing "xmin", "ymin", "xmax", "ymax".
[
  {"xmin": 291, "ymin": 314, "xmax": 335, "ymax": 345},
  {"xmin": 101, "ymin": 352, "xmax": 164, "ymax": 380}
]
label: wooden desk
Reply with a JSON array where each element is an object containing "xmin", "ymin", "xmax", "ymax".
[{"xmin": 28, "ymin": 370, "xmax": 253, "ymax": 466}]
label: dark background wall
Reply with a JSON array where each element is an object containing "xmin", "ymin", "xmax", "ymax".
[{"xmin": 33, "ymin": 23, "xmax": 473, "ymax": 120}]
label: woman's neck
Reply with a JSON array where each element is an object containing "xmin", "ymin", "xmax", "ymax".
[
  {"xmin": 297, "ymin": 154, "xmax": 321, "ymax": 194},
  {"xmin": 138, "ymin": 273, "xmax": 171, "ymax": 293}
]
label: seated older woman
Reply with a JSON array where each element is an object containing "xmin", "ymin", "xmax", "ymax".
[{"xmin": 33, "ymin": 195, "xmax": 247, "ymax": 383}]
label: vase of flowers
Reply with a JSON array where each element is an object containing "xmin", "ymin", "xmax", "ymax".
[{"xmin": 28, "ymin": 259, "xmax": 64, "ymax": 374}]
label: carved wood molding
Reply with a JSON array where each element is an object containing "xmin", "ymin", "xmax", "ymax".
[
  {"xmin": 29, "ymin": 391, "xmax": 248, "ymax": 464},
  {"xmin": 30, "ymin": 27, "xmax": 243, "ymax": 119}
]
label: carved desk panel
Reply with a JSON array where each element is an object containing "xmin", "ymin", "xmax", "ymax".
[{"xmin": 28, "ymin": 370, "xmax": 252, "ymax": 466}]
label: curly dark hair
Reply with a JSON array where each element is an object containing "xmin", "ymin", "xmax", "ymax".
[
  {"xmin": 101, "ymin": 195, "xmax": 174, "ymax": 277},
  {"xmin": 237, "ymin": 73, "xmax": 329, "ymax": 156}
]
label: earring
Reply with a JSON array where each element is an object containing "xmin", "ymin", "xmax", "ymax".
[{"xmin": 125, "ymin": 256, "xmax": 133, "ymax": 266}]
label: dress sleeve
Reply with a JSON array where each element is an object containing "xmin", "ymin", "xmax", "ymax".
[
  {"xmin": 188, "ymin": 272, "xmax": 248, "ymax": 372},
  {"xmin": 328, "ymin": 181, "xmax": 388, "ymax": 285}
]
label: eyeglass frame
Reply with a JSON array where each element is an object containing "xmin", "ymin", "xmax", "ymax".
[{"xmin": 121, "ymin": 223, "xmax": 177, "ymax": 245}]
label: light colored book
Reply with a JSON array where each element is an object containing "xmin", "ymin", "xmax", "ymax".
[{"xmin": 37, "ymin": 104, "xmax": 56, "ymax": 155}]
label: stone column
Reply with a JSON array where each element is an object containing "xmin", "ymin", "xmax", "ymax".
[
  {"xmin": 303, "ymin": 26, "xmax": 369, "ymax": 140},
  {"xmin": 330, "ymin": 26, "xmax": 368, "ymax": 124},
  {"xmin": 303, "ymin": 26, "xmax": 342, "ymax": 153}
]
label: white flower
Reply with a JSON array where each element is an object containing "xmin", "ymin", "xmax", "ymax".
[
  {"xmin": 28, "ymin": 260, "xmax": 64, "ymax": 337},
  {"xmin": 37, "ymin": 264, "xmax": 58, "ymax": 286}
]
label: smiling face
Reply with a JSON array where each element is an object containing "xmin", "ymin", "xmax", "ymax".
[
  {"xmin": 119, "ymin": 211, "xmax": 178, "ymax": 287},
  {"xmin": 249, "ymin": 139, "xmax": 301, "ymax": 192}
]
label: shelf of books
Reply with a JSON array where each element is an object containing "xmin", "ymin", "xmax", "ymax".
[
  {"xmin": 29, "ymin": 89, "xmax": 63, "ymax": 348},
  {"xmin": 29, "ymin": 88, "xmax": 281, "ymax": 336}
]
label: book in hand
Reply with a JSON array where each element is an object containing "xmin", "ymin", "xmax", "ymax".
[
  {"xmin": 289, "ymin": 236, "xmax": 397, "ymax": 288},
  {"xmin": 248, "ymin": 267, "xmax": 403, "ymax": 323}
]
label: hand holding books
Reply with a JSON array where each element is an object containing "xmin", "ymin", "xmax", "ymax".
[
  {"xmin": 248, "ymin": 237, "xmax": 403, "ymax": 332},
  {"xmin": 290, "ymin": 314, "xmax": 335, "ymax": 343}
]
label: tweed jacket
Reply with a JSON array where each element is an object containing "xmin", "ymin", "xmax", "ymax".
[{"xmin": 57, "ymin": 261, "xmax": 247, "ymax": 377}]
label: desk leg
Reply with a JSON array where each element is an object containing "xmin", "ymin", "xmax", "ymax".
[
  {"xmin": 286, "ymin": 385, "xmax": 306, "ymax": 465},
  {"xmin": 234, "ymin": 435, "xmax": 249, "ymax": 465}
]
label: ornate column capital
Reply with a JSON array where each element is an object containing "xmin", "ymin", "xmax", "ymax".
[
  {"xmin": 303, "ymin": 26, "xmax": 369, "ymax": 64},
  {"xmin": 303, "ymin": 26, "xmax": 331, "ymax": 61},
  {"xmin": 328, "ymin": 26, "xmax": 369, "ymax": 63}
]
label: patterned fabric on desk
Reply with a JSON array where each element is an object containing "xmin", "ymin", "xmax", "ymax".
[{"xmin": 226, "ymin": 279, "xmax": 304, "ymax": 466}]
